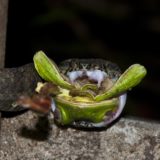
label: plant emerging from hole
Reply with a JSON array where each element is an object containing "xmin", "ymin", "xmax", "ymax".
[{"xmin": 16, "ymin": 51, "xmax": 147, "ymax": 128}]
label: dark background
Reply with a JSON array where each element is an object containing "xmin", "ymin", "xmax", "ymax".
[{"xmin": 5, "ymin": 0, "xmax": 160, "ymax": 120}]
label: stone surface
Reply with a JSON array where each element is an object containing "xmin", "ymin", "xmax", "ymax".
[
  {"xmin": 0, "ymin": 0, "xmax": 8, "ymax": 68},
  {"xmin": 0, "ymin": 111, "xmax": 160, "ymax": 160},
  {"xmin": 0, "ymin": 63, "xmax": 41, "ymax": 112}
]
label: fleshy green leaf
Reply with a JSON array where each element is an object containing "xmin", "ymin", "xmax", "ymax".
[
  {"xmin": 69, "ymin": 88, "xmax": 95, "ymax": 100},
  {"xmin": 33, "ymin": 51, "xmax": 73, "ymax": 89},
  {"xmin": 55, "ymin": 97, "xmax": 119, "ymax": 125},
  {"xmin": 81, "ymin": 83, "xmax": 98, "ymax": 91},
  {"xmin": 95, "ymin": 64, "xmax": 147, "ymax": 101}
]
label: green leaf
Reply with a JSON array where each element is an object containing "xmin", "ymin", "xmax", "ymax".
[
  {"xmin": 69, "ymin": 88, "xmax": 95, "ymax": 100},
  {"xmin": 55, "ymin": 97, "xmax": 119, "ymax": 125},
  {"xmin": 95, "ymin": 64, "xmax": 147, "ymax": 101},
  {"xmin": 33, "ymin": 51, "xmax": 73, "ymax": 89},
  {"xmin": 81, "ymin": 83, "xmax": 98, "ymax": 91}
]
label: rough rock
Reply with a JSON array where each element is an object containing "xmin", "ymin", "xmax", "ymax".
[
  {"xmin": 1, "ymin": 111, "xmax": 160, "ymax": 160},
  {"xmin": 0, "ymin": 0, "xmax": 8, "ymax": 68},
  {"xmin": 0, "ymin": 63, "xmax": 41, "ymax": 112}
]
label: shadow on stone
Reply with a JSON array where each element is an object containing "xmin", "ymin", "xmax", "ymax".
[
  {"xmin": 1, "ymin": 109, "xmax": 28, "ymax": 118},
  {"xmin": 19, "ymin": 116, "xmax": 51, "ymax": 141},
  {"xmin": 68, "ymin": 115, "xmax": 122, "ymax": 132}
]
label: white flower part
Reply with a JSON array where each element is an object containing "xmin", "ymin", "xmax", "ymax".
[
  {"xmin": 51, "ymin": 98, "xmax": 56, "ymax": 112},
  {"xmin": 113, "ymin": 93, "xmax": 127, "ymax": 120},
  {"xmin": 86, "ymin": 70, "xmax": 107, "ymax": 87},
  {"xmin": 67, "ymin": 70, "xmax": 107, "ymax": 87},
  {"xmin": 67, "ymin": 71, "xmax": 83, "ymax": 83}
]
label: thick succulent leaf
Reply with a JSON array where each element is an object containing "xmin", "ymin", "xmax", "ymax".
[
  {"xmin": 69, "ymin": 89, "xmax": 95, "ymax": 99},
  {"xmin": 33, "ymin": 51, "xmax": 73, "ymax": 89},
  {"xmin": 81, "ymin": 84, "xmax": 98, "ymax": 91},
  {"xmin": 95, "ymin": 64, "xmax": 147, "ymax": 101},
  {"xmin": 55, "ymin": 97, "xmax": 119, "ymax": 125}
]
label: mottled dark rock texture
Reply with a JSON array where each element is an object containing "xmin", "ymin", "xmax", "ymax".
[{"xmin": 0, "ymin": 0, "xmax": 8, "ymax": 68}]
